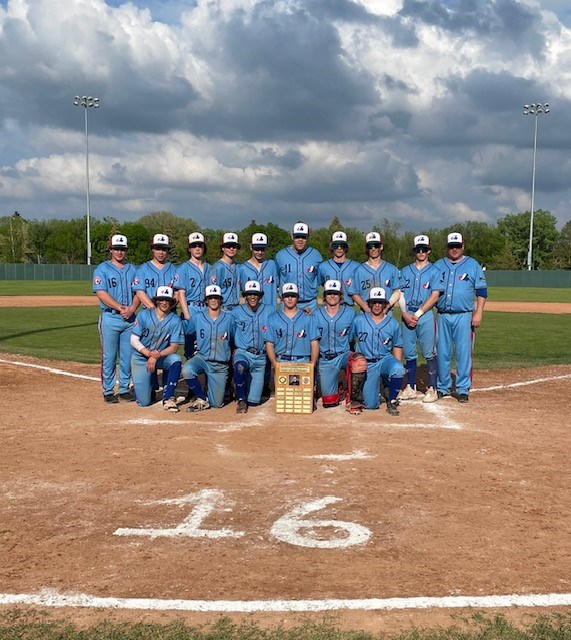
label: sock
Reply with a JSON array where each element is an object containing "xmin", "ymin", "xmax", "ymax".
[
  {"xmin": 233, "ymin": 360, "xmax": 248, "ymax": 401},
  {"xmin": 184, "ymin": 377, "xmax": 206, "ymax": 401},
  {"xmin": 163, "ymin": 361, "xmax": 182, "ymax": 401},
  {"xmin": 405, "ymin": 359, "xmax": 417, "ymax": 388},
  {"xmin": 388, "ymin": 376, "xmax": 404, "ymax": 402}
]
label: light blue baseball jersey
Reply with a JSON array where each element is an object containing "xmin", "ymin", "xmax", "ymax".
[
  {"xmin": 172, "ymin": 260, "xmax": 210, "ymax": 308},
  {"xmin": 238, "ymin": 259, "xmax": 279, "ymax": 307},
  {"xmin": 132, "ymin": 261, "xmax": 176, "ymax": 299},
  {"xmin": 314, "ymin": 305, "xmax": 356, "ymax": 356},
  {"xmin": 431, "ymin": 256, "xmax": 487, "ymax": 312},
  {"xmin": 186, "ymin": 310, "xmax": 235, "ymax": 362},
  {"xmin": 349, "ymin": 261, "xmax": 403, "ymax": 300},
  {"xmin": 317, "ymin": 259, "xmax": 358, "ymax": 306},
  {"xmin": 349, "ymin": 314, "xmax": 403, "ymax": 360},
  {"xmin": 231, "ymin": 303, "xmax": 275, "ymax": 352},
  {"xmin": 275, "ymin": 246, "xmax": 323, "ymax": 302},
  {"xmin": 400, "ymin": 262, "xmax": 436, "ymax": 312},
  {"xmin": 210, "ymin": 260, "xmax": 240, "ymax": 308},
  {"xmin": 266, "ymin": 310, "xmax": 320, "ymax": 359},
  {"xmin": 132, "ymin": 308, "xmax": 185, "ymax": 352},
  {"xmin": 92, "ymin": 260, "xmax": 137, "ymax": 309}
]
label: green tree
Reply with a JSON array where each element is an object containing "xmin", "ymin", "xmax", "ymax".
[
  {"xmin": 0, "ymin": 212, "xmax": 29, "ymax": 263},
  {"xmin": 138, "ymin": 211, "xmax": 200, "ymax": 265},
  {"xmin": 553, "ymin": 219, "xmax": 571, "ymax": 269}
]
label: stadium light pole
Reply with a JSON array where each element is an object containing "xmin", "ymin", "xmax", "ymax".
[
  {"xmin": 73, "ymin": 95, "xmax": 100, "ymax": 266},
  {"xmin": 522, "ymin": 102, "xmax": 549, "ymax": 271}
]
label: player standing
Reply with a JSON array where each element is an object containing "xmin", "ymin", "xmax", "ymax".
[
  {"xmin": 92, "ymin": 234, "xmax": 139, "ymax": 403},
  {"xmin": 317, "ymin": 232, "xmax": 358, "ymax": 307},
  {"xmin": 231, "ymin": 281, "xmax": 276, "ymax": 413},
  {"xmin": 349, "ymin": 287, "xmax": 405, "ymax": 415},
  {"xmin": 350, "ymin": 232, "xmax": 403, "ymax": 313},
  {"xmin": 130, "ymin": 286, "xmax": 184, "ymax": 412},
  {"xmin": 238, "ymin": 233, "xmax": 279, "ymax": 308},
  {"xmin": 314, "ymin": 280, "xmax": 356, "ymax": 408},
  {"xmin": 411, "ymin": 232, "xmax": 487, "ymax": 403},
  {"xmin": 133, "ymin": 234, "xmax": 176, "ymax": 311},
  {"xmin": 275, "ymin": 222, "xmax": 323, "ymax": 312},
  {"xmin": 398, "ymin": 235, "xmax": 438, "ymax": 403},
  {"xmin": 211, "ymin": 233, "xmax": 241, "ymax": 311},
  {"xmin": 181, "ymin": 285, "xmax": 235, "ymax": 411}
]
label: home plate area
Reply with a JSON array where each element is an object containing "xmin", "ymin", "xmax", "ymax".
[{"xmin": 0, "ymin": 357, "xmax": 570, "ymax": 623}]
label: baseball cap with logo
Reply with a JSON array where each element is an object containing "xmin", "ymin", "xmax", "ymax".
[
  {"xmin": 243, "ymin": 280, "xmax": 263, "ymax": 296},
  {"xmin": 188, "ymin": 232, "xmax": 205, "ymax": 245},
  {"xmin": 281, "ymin": 282, "xmax": 299, "ymax": 297},
  {"xmin": 331, "ymin": 231, "xmax": 348, "ymax": 246},
  {"xmin": 365, "ymin": 232, "xmax": 382, "ymax": 246},
  {"xmin": 151, "ymin": 233, "xmax": 171, "ymax": 249},
  {"xmin": 251, "ymin": 233, "xmax": 268, "ymax": 249},
  {"xmin": 367, "ymin": 287, "xmax": 387, "ymax": 303},
  {"xmin": 110, "ymin": 234, "xmax": 128, "ymax": 249},
  {"xmin": 447, "ymin": 232, "xmax": 464, "ymax": 246},
  {"xmin": 221, "ymin": 232, "xmax": 240, "ymax": 248},
  {"xmin": 155, "ymin": 286, "xmax": 175, "ymax": 301},
  {"xmin": 292, "ymin": 222, "xmax": 309, "ymax": 238},
  {"xmin": 323, "ymin": 279, "xmax": 342, "ymax": 295},
  {"xmin": 205, "ymin": 284, "xmax": 222, "ymax": 299},
  {"xmin": 414, "ymin": 234, "xmax": 430, "ymax": 250}
]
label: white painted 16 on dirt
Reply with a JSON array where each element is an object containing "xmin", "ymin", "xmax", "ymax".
[{"xmin": 114, "ymin": 488, "xmax": 371, "ymax": 549}]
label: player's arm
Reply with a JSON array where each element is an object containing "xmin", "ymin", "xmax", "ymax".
[
  {"xmin": 137, "ymin": 290, "xmax": 155, "ymax": 311},
  {"xmin": 310, "ymin": 339, "xmax": 319, "ymax": 368},
  {"xmin": 398, "ymin": 293, "xmax": 414, "ymax": 327},
  {"xmin": 96, "ymin": 290, "xmax": 122, "ymax": 312},
  {"xmin": 410, "ymin": 290, "xmax": 440, "ymax": 326},
  {"xmin": 472, "ymin": 291, "xmax": 487, "ymax": 328},
  {"xmin": 391, "ymin": 345, "xmax": 403, "ymax": 362},
  {"xmin": 352, "ymin": 293, "xmax": 369, "ymax": 313},
  {"xmin": 265, "ymin": 341, "xmax": 277, "ymax": 368},
  {"xmin": 177, "ymin": 289, "xmax": 191, "ymax": 319}
]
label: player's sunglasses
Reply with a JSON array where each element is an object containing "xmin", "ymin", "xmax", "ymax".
[
  {"xmin": 414, "ymin": 247, "xmax": 429, "ymax": 253},
  {"xmin": 189, "ymin": 243, "xmax": 204, "ymax": 248},
  {"xmin": 252, "ymin": 246, "xmax": 266, "ymax": 251},
  {"xmin": 282, "ymin": 293, "xmax": 298, "ymax": 298},
  {"xmin": 331, "ymin": 242, "xmax": 347, "ymax": 249},
  {"xmin": 448, "ymin": 243, "xmax": 463, "ymax": 249},
  {"xmin": 366, "ymin": 243, "xmax": 381, "ymax": 249},
  {"xmin": 222, "ymin": 244, "xmax": 239, "ymax": 249},
  {"xmin": 111, "ymin": 247, "xmax": 127, "ymax": 251}
]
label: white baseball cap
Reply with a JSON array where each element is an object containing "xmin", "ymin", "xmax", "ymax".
[
  {"xmin": 365, "ymin": 232, "xmax": 382, "ymax": 245},
  {"xmin": 323, "ymin": 279, "xmax": 342, "ymax": 294},
  {"xmin": 251, "ymin": 233, "xmax": 268, "ymax": 248},
  {"xmin": 447, "ymin": 232, "xmax": 464, "ymax": 245},
  {"xmin": 281, "ymin": 282, "xmax": 299, "ymax": 296},
  {"xmin": 188, "ymin": 232, "xmax": 205, "ymax": 245},
  {"xmin": 414, "ymin": 234, "xmax": 430, "ymax": 248},
  {"xmin": 292, "ymin": 222, "xmax": 309, "ymax": 237},
  {"xmin": 221, "ymin": 232, "xmax": 240, "ymax": 247},
  {"xmin": 205, "ymin": 284, "xmax": 222, "ymax": 298},
  {"xmin": 243, "ymin": 280, "xmax": 263, "ymax": 296},
  {"xmin": 367, "ymin": 287, "xmax": 387, "ymax": 302},
  {"xmin": 155, "ymin": 286, "xmax": 175, "ymax": 301},
  {"xmin": 331, "ymin": 231, "xmax": 348, "ymax": 244},
  {"xmin": 151, "ymin": 233, "xmax": 171, "ymax": 249},
  {"xmin": 110, "ymin": 234, "xmax": 128, "ymax": 249}
]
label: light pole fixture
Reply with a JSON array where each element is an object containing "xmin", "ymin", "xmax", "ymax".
[
  {"xmin": 73, "ymin": 95, "xmax": 100, "ymax": 266},
  {"xmin": 522, "ymin": 102, "xmax": 549, "ymax": 271}
]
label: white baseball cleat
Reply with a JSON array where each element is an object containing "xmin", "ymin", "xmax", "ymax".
[
  {"xmin": 399, "ymin": 384, "xmax": 418, "ymax": 400},
  {"xmin": 162, "ymin": 397, "xmax": 179, "ymax": 413},
  {"xmin": 186, "ymin": 397, "xmax": 211, "ymax": 412},
  {"xmin": 422, "ymin": 387, "xmax": 438, "ymax": 403}
]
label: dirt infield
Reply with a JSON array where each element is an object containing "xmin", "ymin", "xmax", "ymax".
[{"xmin": 0, "ymin": 353, "xmax": 570, "ymax": 632}]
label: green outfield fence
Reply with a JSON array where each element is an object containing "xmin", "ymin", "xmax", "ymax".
[{"xmin": 0, "ymin": 264, "xmax": 570, "ymax": 286}]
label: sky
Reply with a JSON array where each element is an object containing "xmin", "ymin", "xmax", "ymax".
[{"xmin": 0, "ymin": 0, "xmax": 570, "ymax": 233}]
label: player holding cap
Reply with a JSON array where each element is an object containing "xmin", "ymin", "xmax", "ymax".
[
  {"xmin": 348, "ymin": 287, "xmax": 405, "ymax": 415},
  {"xmin": 231, "ymin": 280, "xmax": 276, "ymax": 413},
  {"xmin": 350, "ymin": 232, "xmax": 403, "ymax": 314},
  {"xmin": 317, "ymin": 231, "xmax": 358, "ymax": 307},
  {"xmin": 275, "ymin": 222, "xmax": 323, "ymax": 312},
  {"xmin": 398, "ymin": 234, "xmax": 438, "ymax": 403},
  {"xmin": 181, "ymin": 285, "xmax": 235, "ymax": 411},
  {"xmin": 210, "ymin": 232, "xmax": 241, "ymax": 310},
  {"xmin": 314, "ymin": 280, "xmax": 356, "ymax": 408},
  {"xmin": 130, "ymin": 286, "xmax": 184, "ymax": 412},
  {"xmin": 92, "ymin": 234, "xmax": 139, "ymax": 403},
  {"xmin": 238, "ymin": 233, "xmax": 279, "ymax": 308},
  {"xmin": 133, "ymin": 234, "xmax": 176, "ymax": 311},
  {"xmin": 411, "ymin": 232, "xmax": 487, "ymax": 403}
]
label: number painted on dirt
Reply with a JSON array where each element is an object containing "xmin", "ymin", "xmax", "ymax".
[
  {"xmin": 113, "ymin": 489, "xmax": 245, "ymax": 540},
  {"xmin": 270, "ymin": 496, "xmax": 371, "ymax": 549}
]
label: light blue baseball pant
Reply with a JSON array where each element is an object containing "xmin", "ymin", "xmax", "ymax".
[
  {"xmin": 98, "ymin": 311, "xmax": 135, "ymax": 396},
  {"xmin": 402, "ymin": 314, "xmax": 437, "ymax": 361},
  {"xmin": 436, "ymin": 311, "xmax": 473, "ymax": 395},
  {"xmin": 131, "ymin": 352, "xmax": 183, "ymax": 407},
  {"xmin": 233, "ymin": 348, "xmax": 267, "ymax": 405},
  {"xmin": 363, "ymin": 356, "xmax": 406, "ymax": 410},
  {"xmin": 182, "ymin": 355, "xmax": 229, "ymax": 408},
  {"xmin": 318, "ymin": 351, "xmax": 350, "ymax": 396}
]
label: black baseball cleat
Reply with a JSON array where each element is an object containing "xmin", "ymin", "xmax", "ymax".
[
  {"xmin": 118, "ymin": 391, "xmax": 135, "ymax": 402},
  {"xmin": 386, "ymin": 400, "xmax": 400, "ymax": 416},
  {"xmin": 457, "ymin": 394, "xmax": 469, "ymax": 403},
  {"xmin": 236, "ymin": 399, "xmax": 248, "ymax": 414},
  {"xmin": 437, "ymin": 391, "xmax": 452, "ymax": 399},
  {"xmin": 103, "ymin": 394, "xmax": 119, "ymax": 404}
]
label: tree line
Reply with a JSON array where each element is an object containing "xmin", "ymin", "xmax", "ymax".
[{"xmin": 1, "ymin": 209, "xmax": 570, "ymax": 270}]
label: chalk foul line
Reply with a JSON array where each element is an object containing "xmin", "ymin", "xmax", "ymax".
[
  {"xmin": 472, "ymin": 373, "xmax": 571, "ymax": 393},
  {"xmin": 0, "ymin": 358, "xmax": 99, "ymax": 382},
  {"xmin": 0, "ymin": 589, "xmax": 570, "ymax": 612}
]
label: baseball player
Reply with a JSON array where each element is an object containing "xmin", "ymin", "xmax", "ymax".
[
  {"xmin": 350, "ymin": 232, "xmax": 403, "ymax": 313},
  {"xmin": 275, "ymin": 222, "xmax": 323, "ymax": 312},
  {"xmin": 314, "ymin": 279, "xmax": 356, "ymax": 408},
  {"xmin": 173, "ymin": 232, "xmax": 210, "ymax": 358},
  {"xmin": 133, "ymin": 234, "xmax": 176, "ymax": 311},
  {"xmin": 231, "ymin": 280, "xmax": 276, "ymax": 413},
  {"xmin": 181, "ymin": 285, "xmax": 235, "ymax": 411},
  {"xmin": 317, "ymin": 232, "xmax": 358, "ymax": 307},
  {"xmin": 411, "ymin": 232, "xmax": 487, "ymax": 403},
  {"xmin": 92, "ymin": 234, "xmax": 139, "ymax": 403},
  {"xmin": 238, "ymin": 233, "xmax": 279, "ymax": 308},
  {"xmin": 210, "ymin": 232, "xmax": 241, "ymax": 310},
  {"xmin": 398, "ymin": 234, "xmax": 438, "ymax": 403},
  {"xmin": 130, "ymin": 286, "xmax": 184, "ymax": 412},
  {"xmin": 348, "ymin": 287, "xmax": 405, "ymax": 415},
  {"xmin": 266, "ymin": 283, "xmax": 320, "ymax": 366}
]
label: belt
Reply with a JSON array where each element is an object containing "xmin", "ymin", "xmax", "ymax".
[
  {"xmin": 209, "ymin": 360, "xmax": 230, "ymax": 365},
  {"xmin": 280, "ymin": 355, "xmax": 307, "ymax": 361},
  {"xmin": 366, "ymin": 357, "xmax": 381, "ymax": 363},
  {"xmin": 321, "ymin": 353, "xmax": 337, "ymax": 361},
  {"xmin": 246, "ymin": 347, "xmax": 265, "ymax": 355},
  {"xmin": 103, "ymin": 308, "xmax": 120, "ymax": 314}
]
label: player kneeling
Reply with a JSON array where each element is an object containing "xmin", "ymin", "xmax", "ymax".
[
  {"xmin": 130, "ymin": 286, "xmax": 184, "ymax": 412},
  {"xmin": 345, "ymin": 352, "xmax": 368, "ymax": 414}
]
